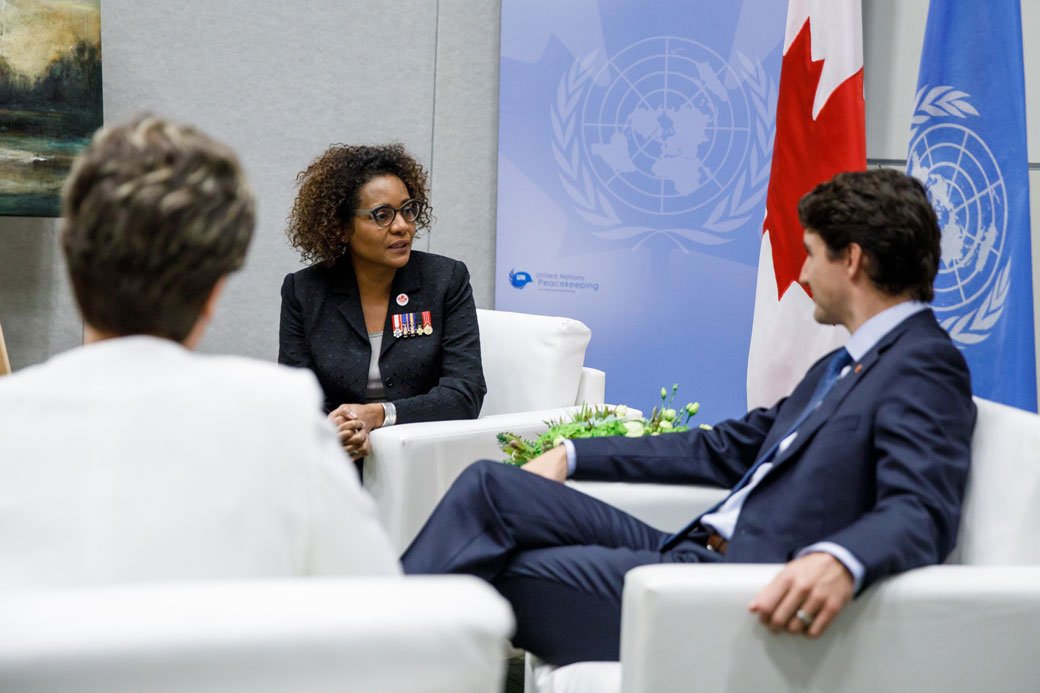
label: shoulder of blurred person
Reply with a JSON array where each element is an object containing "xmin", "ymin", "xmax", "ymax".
[{"xmin": 0, "ymin": 333, "xmax": 400, "ymax": 586}]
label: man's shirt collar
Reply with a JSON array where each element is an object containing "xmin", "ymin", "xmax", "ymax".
[{"xmin": 845, "ymin": 300, "xmax": 929, "ymax": 362}]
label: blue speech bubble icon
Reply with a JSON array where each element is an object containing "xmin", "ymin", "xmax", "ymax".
[{"xmin": 509, "ymin": 269, "xmax": 533, "ymax": 289}]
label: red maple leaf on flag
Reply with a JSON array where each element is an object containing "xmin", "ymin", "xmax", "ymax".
[{"xmin": 763, "ymin": 19, "xmax": 866, "ymax": 300}]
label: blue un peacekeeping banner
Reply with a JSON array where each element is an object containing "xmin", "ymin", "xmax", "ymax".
[
  {"xmin": 496, "ymin": 0, "xmax": 785, "ymax": 419},
  {"xmin": 907, "ymin": 0, "xmax": 1036, "ymax": 412}
]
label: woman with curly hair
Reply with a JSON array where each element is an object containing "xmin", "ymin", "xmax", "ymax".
[{"xmin": 279, "ymin": 144, "xmax": 486, "ymax": 463}]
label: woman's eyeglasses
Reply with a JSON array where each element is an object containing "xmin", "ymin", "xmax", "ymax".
[{"xmin": 355, "ymin": 199, "xmax": 424, "ymax": 227}]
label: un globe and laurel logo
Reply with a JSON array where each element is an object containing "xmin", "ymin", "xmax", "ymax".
[
  {"xmin": 551, "ymin": 37, "xmax": 774, "ymax": 247},
  {"xmin": 908, "ymin": 86, "xmax": 1010, "ymax": 345}
]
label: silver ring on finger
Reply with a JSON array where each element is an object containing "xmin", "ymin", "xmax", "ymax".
[{"xmin": 795, "ymin": 609, "xmax": 814, "ymax": 627}]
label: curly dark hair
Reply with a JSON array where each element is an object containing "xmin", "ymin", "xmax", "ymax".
[
  {"xmin": 286, "ymin": 143, "xmax": 432, "ymax": 264},
  {"xmin": 798, "ymin": 168, "xmax": 941, "ymax": 303}
]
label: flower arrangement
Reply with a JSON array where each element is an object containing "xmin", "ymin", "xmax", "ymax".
[{"xmin": 498, "ymin": 384, "xmax": 710, "ymax": 466}]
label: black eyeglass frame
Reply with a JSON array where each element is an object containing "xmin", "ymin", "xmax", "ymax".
[{"xmin": 354, "ymin": 199, "xmax": 424, "ymax": 228}]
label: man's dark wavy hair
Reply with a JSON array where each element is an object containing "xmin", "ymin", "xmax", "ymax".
[{"xmin": 798, "ymin": 168, "xmax": 941, "ymax": 302}]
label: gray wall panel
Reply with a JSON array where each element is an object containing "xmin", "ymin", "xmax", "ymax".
[
  {"xmin": 100, "ymin": 0, "xmax": 438, "ymax": 360},
  {"xmin": 863, "ymin": 0, "xmax": 929, "ymax": 161},
  {"xmin": 1023, "ymin": 1, "xmax": 1040, "ymax": 162},
  {"xmin": 0, "ymin": 219, "xmax": 81, "ymax": 371},
  {"xmin": 428, "ymin": 0, "xmax": 502, "ymax": 309}
]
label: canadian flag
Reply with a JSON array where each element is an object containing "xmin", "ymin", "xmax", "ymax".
[{"xmin": 746, "ymin": 0, "xmax": 866, "ymax": 410}]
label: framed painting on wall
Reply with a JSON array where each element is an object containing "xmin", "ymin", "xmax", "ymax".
[{"xmin": 0, "ymin": 0, "xmax": 102, "ymax": 217}]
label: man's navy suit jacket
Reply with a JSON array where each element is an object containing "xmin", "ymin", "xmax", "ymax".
[
  {"xmin": 572, "ymin": 309, "xmax": 976, "ymax": 591},
  {"xmin": 279, "ymin": 250, "xmax": 486, "ymax": 424}
]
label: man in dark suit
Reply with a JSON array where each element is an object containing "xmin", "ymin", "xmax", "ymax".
[{"xmin": 402, "ymin": 169, "xmax": 976, "ymax": 665}]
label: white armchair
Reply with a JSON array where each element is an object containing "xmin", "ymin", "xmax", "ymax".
[
  {"xmin": 0, "ymin": 576, "xmax": 515, "ymax": 693},
  {"xmin": 366, "ymin": 309, "xmax": 606, "ymax": 552},
  {"xmin": 530, "ymin": 397, "xmax": 1040, "ymax": 692}
]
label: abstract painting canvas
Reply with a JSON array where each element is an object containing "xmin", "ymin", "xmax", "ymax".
[{"xmin": 0, "ymin": 0, "xmax": 102, "ymax": 217}]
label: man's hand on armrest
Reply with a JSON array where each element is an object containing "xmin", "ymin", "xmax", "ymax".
[
  {"xmin": 747, "ymin": 552, "xmax": 854, "ymax": 638},
  {"xmin": 521, "ymin": 445, "xmax": 568, "ymax": 482}
]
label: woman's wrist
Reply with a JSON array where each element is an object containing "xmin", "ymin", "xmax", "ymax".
[{"xmin": 356, "ymin": 403, "xmax": 383, "ymax": 429}]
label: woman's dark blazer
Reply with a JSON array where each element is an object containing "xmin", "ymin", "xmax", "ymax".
[{"xmin": 279, "ymin": 250, "xmax": 486, "ymax": 424}]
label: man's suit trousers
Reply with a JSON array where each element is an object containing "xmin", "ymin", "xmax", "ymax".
[{"xmin": 401, "ymin": 460, "xmax": 719, "ymax": 664}]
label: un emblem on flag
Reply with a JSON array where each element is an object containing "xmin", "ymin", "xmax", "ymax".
[
  {"xmin": 551, "ymin": 37, "xmax": 773, "ymax": 248},
  {"xmin": 908, "ymin": 86, "xmax": 1010, "ymax": 345}
]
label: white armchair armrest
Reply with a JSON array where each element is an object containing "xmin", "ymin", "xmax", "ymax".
[
  {"xmin": 0, "ymin": 576, "xmax": 515, "ymax": 693},
  {"xmin": 621, "ymin": 564, "xmax": 1040, "ymax": 692},
  {"xmin": 575, "ymin": 367, "xmax": 605, "ymax": 406},
  {"xmin": 567, "ymin": 481, "xmax": 727, "ymax": 533},
  {"xmin": 367, "ymin": 407, "xmax": 584, "ymax": 552}
]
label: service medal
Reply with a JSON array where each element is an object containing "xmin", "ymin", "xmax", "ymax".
[
  {"xmin": 391, "ymin": 314, "xmax": 403, "ymax": 338},
  {"xmin": 421, "ymin": 311, "xmax": 433, "ymax": 336}
]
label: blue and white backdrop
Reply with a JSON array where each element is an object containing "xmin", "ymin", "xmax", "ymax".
[{"xmin": 495, "ymin": 0, "xmax": 785, "ymax": 419}]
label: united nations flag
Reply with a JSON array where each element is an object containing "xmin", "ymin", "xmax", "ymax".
[{"xmin": 908, "ymin": 0, "xmax": 1036, "ymax": 412}]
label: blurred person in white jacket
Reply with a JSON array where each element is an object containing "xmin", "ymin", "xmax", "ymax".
[{"xmin": 0, "ymin": 115, "xmax": 399, "ymax": 586}]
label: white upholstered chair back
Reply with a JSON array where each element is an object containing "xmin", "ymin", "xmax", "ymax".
[
  {"xmin": 476, "ymin": 309, "xmax": 593, "ymax": 417},
  {"xmin": 954, "ymin": 396, "xmax": 1040, "ymax": 565}
]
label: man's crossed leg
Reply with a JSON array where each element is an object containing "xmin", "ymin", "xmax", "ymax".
[{"xmin": 402, "ymin": 460, "xmax": 718, "ymax": 664}]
